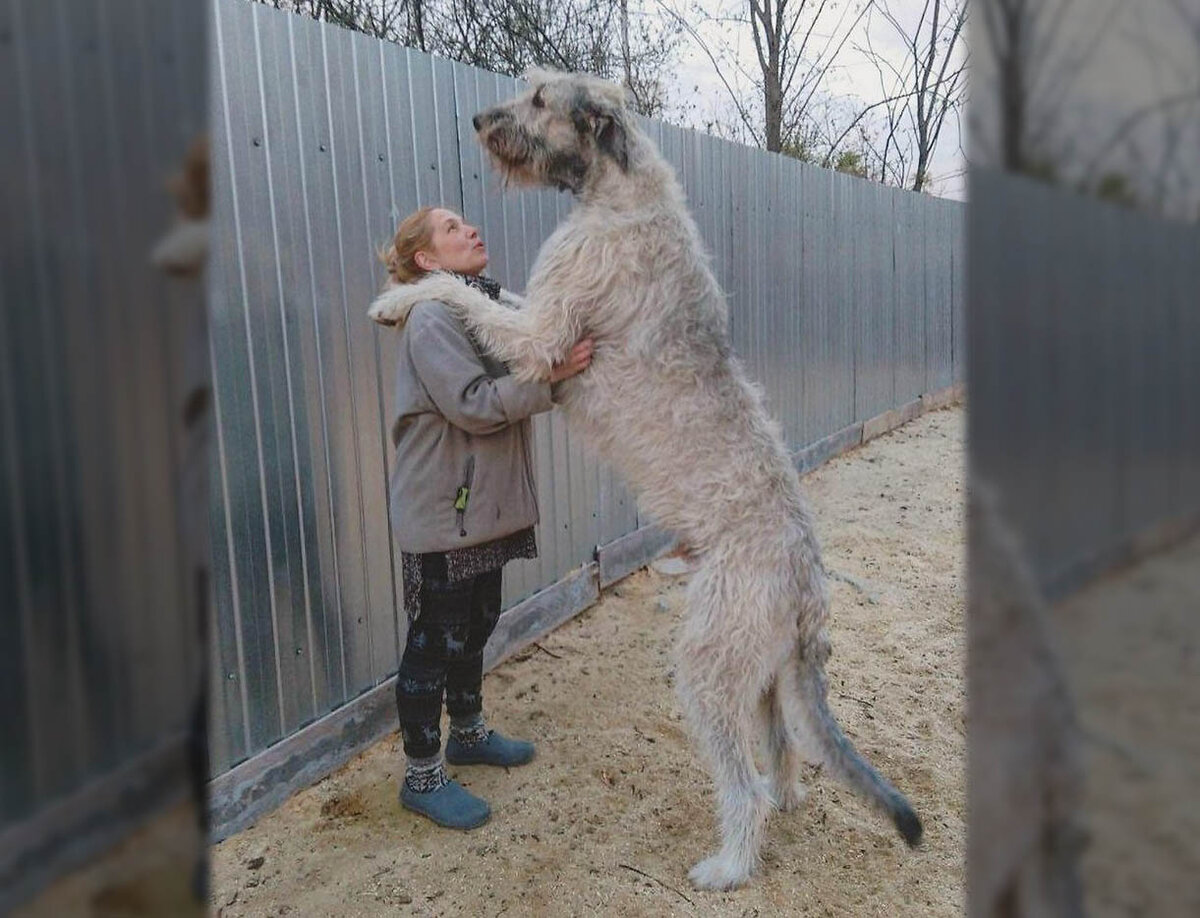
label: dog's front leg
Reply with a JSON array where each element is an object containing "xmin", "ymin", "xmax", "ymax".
[
  {"xmin": 367, "ymin": 272, "xmax": 580, "ymax": 382},
  {"xmin": 455, "ymin": 293, "xmax": 578, "ymax": 384}
]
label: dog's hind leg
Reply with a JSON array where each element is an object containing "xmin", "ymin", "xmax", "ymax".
[
  {"xmin": 675, "ymin": 577, "xmax": 785, "ymax": 891},
  {"xmin": 766, "ymin": 653, "xmax": 812, "ymax": 812},
  {"xmin": 677, "ymin": 662, "xmax": 773, "ymax": 890}
]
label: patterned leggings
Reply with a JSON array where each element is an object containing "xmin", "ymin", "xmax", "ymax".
[{"xmin": 395, "ymin": 555, "xmax": 503, "ymax": 759}]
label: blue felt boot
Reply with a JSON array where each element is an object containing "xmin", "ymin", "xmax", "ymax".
[
  {"xmin": 445, "ymin": 730, "xmax": 535, "ymax": 767},
  {"xmin": 399, "ymin": 779, "xmax": 491, "ymax": 830}
]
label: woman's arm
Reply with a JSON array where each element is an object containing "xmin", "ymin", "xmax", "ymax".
[{"xmin": 407, "ymin": 303, "xmax": 554, "ymax": 435}]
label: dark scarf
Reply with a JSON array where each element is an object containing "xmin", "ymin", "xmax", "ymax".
[
  {"xmin": 448, "ymin": 272, "xmax": 510, "ymax": 373},
  {"xmin": 454, "ymin": 271, "xmax": 502, "ymax": 302}
]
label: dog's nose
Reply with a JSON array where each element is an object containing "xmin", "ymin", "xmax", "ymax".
[{"xmin": 474, "ymin": 109, "xmax": 508, "ymax": 131}]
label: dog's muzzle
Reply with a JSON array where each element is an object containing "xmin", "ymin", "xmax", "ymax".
[
  {"xmin": 476, "ymin": 124, "xmax": 529, "ymax": 169},
  {"xmin": 472, "ymin": 108, "xmax": 509, "ymax": 132}
]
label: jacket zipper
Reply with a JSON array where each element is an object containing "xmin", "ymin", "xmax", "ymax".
[
  {"xmin": 521, "ymin": 436, "xmax": 537, "ymax": 502},
  {"xmin": 454, "ymin": 455, "xmax": 475, "ymax": 537}
]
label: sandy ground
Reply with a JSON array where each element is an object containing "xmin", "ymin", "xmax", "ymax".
[
  {"xmin": 15, "ymin": 800, "xmax": 204, "ymax": 918},
  {"xmin": 208, "ymin": 406, "xmax": 966, "ymax": 917},
  {"xmin": 1053, "ymin": 532, "xmax": 1200, "ymax": 916}
]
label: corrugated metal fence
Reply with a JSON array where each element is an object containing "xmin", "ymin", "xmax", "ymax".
[
  {"xmin": 1, "ymin": 0, "xmax": 207, "ymax": 905},
  {"xmin": 969, "ymin": 169, "xmax": 1200, "ymax": 597},
  {"xmin": 209, "ymin": 0, "xmax": 965, "ymax": 781}
]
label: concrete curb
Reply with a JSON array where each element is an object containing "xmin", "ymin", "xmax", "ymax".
[
  {"xmin": 0, "ymin": 734, "xmax": 191, "ymax": 914},
  {"xmin": 797, "ymin": 381, "xmax": 965, "ymax": 475}
]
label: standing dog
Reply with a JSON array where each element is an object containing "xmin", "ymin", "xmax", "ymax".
[{"xmin": 370, "ymin": 70, "xmax": 922, "ymax": 890}]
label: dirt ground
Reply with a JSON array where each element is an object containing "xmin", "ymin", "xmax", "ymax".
[
  {"xmin": 209, "ymin": 406, "xmax": 966, "ymax": 917},
  {"xmin": 15, "ymin": 800, "xmax": 204, "ymax": 918},
  {"xmin": 1053, "ymin": 532, "xmax": 1200, "ymax": 916}
]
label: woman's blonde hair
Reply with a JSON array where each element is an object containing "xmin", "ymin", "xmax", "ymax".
[{"xmin": 379, "ymin": 205, "xmax": 437, "ymax": 285}]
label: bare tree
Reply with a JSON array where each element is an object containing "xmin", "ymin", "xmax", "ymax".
[
  {"xmin": 811, "ymin": 1, "xmax": 965, "ymax": 190},
  {"xmin": 818, "ymin": 48, "xmax": 917, "ymax": 185},
  {"xmin": 1076, "ymin": 0, "xmax": 1200, "ymax": 220},
  {"xmin": 262, "ymin": 0, "xmax": 426, "ymax": 46},
  {"xmin": 620, "ymin": 0, "xmax": 633, "ymax": 88},
  {"xmin": 449, "ymin": 0, "xmax": 678, "ymax": 115},
  {"xmin": 824, "ymin": 96, "xmax": 915, "ymax": 185},
  {"xmin": 765, "ymin": 0, "xmax": 876, "ymax": 155},
  {"xmin": 974, "ymin": 0, "xmax": 1198, "ymax": 220},
  {"xmin": 870, "ymin": 0, "xmax": 967, "ymax": 190},
  {"xmin": 973, "ymin": 0, "xmax": 1123, "ymax": 176},
  {"xmin": 251, "ymin": 0, "xmax": 681, "ymax": 117},
  {"xmin": 659, "ymin": 0, "xmax": 873, "ymax": 155}
]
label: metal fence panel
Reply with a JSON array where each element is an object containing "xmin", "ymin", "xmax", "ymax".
[
  {"xmin": 829, "ymin": 171, "xmax": 856, "ymax": 433},
  {"xmin": 3, "ymin": 0, "xmax": 83, "ymax": 809},
  {"xmin": 209, "ymin": 10, "xmax": 252, "ymax": 772},
  {"xmin": 1180, "ymin": 228, "xmax": 1197, "ymax": 502},
  {"xmin": 925, "ymin": 201, "xmax": 954, "ymax": 393},
  {"xmin": 969, "ymin": 169, "xmax": 1200, "ymax": 594},
  {"xmin": 348, "ymin": 27, "xmax": 404, "ymax": 685},
  {"xmin": 855, "ymin": 178, "xmax": 895, "ymax": 420},
  {"xmin": 801, "ymin": 165, "xmax": 834, "ymax": 443},
  {"xmin": 252, "ymin": 4, "xmax": 322, "ymax": 735},
  {"xmin": 778, "ymin": 156, "xmax": 802, "ymax": 442},
  {"xmin": 1183, "ymin": 233, "xmax": 1200, "ymax": 511},
  {"xmin": 284, "ymin": 10, "xmax": 354, "ymax": 723},
  {"xmin": 951, "ymin": 204, "xmax": 966, "ymax": 384},
  {"xmin": 3, "ymin": 0, "xmax": 205, "ymax": 838},
  {"xmin": 894, "ymin": 189, "xmax": 925, "ymax": 403},
  {"xmin": 212, "ymin": 0, "xmax": 285, "ymax": 760},
  {"xmin": 327, "ymin": 23, "xmax": 387, "ymax": 698},
  {"xmin": 69, "ymin": 0, "xmax": 139, "ymax": 779}
]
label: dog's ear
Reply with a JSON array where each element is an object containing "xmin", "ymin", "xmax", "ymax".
[
  {"xmin": 595, "ymin": 113, "xmax": 629, "ymax": 171},
  {"xmin": 571, "ymin": 91, "xmax": 629, "ymax": 172}
]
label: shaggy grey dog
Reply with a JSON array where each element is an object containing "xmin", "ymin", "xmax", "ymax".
[{"xmin": 370, "ymin": 69, "xmax": 922, "ymax": 890}]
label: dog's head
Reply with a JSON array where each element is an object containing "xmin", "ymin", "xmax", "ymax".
[{"xmin": 471, "ymin": 69, "xmax": 632, "ymax": 194}]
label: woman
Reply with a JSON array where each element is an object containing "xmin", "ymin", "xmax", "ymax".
[{"xmin": 373, "ymin": 206, "xmax": 593, "ymax": 830}]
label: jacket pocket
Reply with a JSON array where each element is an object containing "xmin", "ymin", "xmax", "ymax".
[{"xmin": 454, "ymin": 454, "xmax": 475, "ymax": 537}]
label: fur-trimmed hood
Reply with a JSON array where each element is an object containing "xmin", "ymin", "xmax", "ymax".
[{"xmin": 368, "ymin": 271, "xmax": 526, "ymax": 328}]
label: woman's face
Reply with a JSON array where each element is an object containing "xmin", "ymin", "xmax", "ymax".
[{"xmin": 416, "ymin": 209, "xmax": 488, "ymax": 276}]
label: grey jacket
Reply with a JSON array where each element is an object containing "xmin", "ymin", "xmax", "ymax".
[{"xmin": 380, "ymin": 296, "xmax": 554, "ymax": 553}]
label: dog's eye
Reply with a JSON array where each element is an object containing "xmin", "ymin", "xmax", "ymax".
[{"xmin": 532, "ymin": 86, "xmax": 545, "ymax": 109}]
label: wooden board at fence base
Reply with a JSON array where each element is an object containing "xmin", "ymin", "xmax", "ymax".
[
  {"xmin": 483, "ymin": 563, "xmax": 601, "ymax": 672},
  {"xmin": 0, "ymin": 735, "xmax": 193, "ymax": 915},
  {"xmin": 795, "ymin": 422, "xmax": 865, "ymax": 476},
  {"xmin": 596, "ymin": 527, "xmax": 678, "ymax": 589},
  {"xmin": 863, "ymin": 398, "xmax": 924, "ymax": 443}
]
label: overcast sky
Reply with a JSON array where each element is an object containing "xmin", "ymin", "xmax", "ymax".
[
  {"xmin": 970, "ymin": 0, "xmax": 1199, "ymax": 219},
  {"xmin": 650, "ymin": 0, "xmax": 968, "ymax": 200}
]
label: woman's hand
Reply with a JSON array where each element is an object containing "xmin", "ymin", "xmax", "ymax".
[{"xmin": 549, "ymin": 337, "xmax": 595, "ymax": 383}]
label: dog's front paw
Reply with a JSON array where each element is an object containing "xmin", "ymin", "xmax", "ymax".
[
  {"xmin": 688, "ymin": 853, "xmax": 753, "ymax": 891},
  {"xmin": 367, "ymin": 292, "xmax": 405, "ymax": 326}
]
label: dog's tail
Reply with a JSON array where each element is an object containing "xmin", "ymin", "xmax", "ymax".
[{"xmin": 799, "ymin": 657, "xmax": 924, "ymax": 847}]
